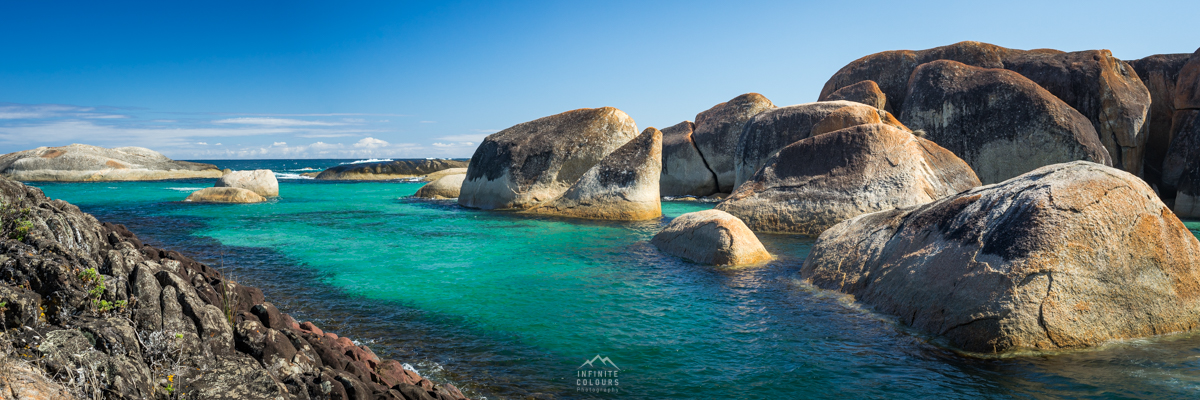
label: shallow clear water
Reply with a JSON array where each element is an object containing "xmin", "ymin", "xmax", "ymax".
[{"xmin": 28, "ymin": 159, "xmax": 1200, "ymax": 399}]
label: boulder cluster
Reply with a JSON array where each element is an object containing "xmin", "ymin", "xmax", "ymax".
[
  {"xmin": 644, "ymin": 41, "xmax": 1200, "ymax": 354},
  {"xmin": 315, "ymin": 159, "xmax": 468, "ymax": 181},
  {"xmin": 0, "ymin": 177, "xmax": 469, "ymax": 399}
]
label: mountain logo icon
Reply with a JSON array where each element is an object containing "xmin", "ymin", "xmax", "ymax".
[{"xmin": 578, "ymin": 355, "xmax": 620, "ymax": 370}]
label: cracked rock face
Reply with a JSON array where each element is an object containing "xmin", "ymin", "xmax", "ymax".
[
  {"xmin": 692, "ymin": 93, "xmax": 776, "ymax": 193},
  {"xmin": 660, "ymin": 121, "xmax": 718, "ymax": 197},
  {"xmin": 802, "ymin": 161, "xmax": 1200, "ymax": 353},
  {"xmin": 718, "ymin": 123, "xmax": 979, "ymax": 236}
]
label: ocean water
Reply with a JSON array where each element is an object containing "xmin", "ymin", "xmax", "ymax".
[{"xmin": 28, "ymin": 159, "xmax": 1200, "ymax": 400}]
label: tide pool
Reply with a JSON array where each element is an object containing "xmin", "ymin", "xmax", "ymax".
[{"xmin": 29, "ymin": 160, "xmax": 1200, "ymax": 399}]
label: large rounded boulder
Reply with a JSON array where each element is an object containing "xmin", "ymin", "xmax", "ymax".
[
  {"xmin": 660, "ymin": 121, "xmax": 718, "ymax": 197},
  {"xmin": 717, "ymin": 123, "xmax": 979, "ymax": 236},
  {"xmin": 528, "ymin": 127, "xmax": 662, "ymax": 220},
  {"xmin": 734, "ymin": 101, "xmax": 908, "ymax": 189},
  {"xmin": 901, "ymin": 60, "xmax": 1111, "ymax": 183},
  {"xmin": 413, "ymin": 173, "xmax": 466, "ymax": 200},
  {"xmin": 651, "ymin": 209, "xmax": 771, "ymax": 266},
  {"xmin": 217, "ymin": 169, "xmax": 279, "ymax": 197},
  {"xmin": 803, "ymin": 161, "xmax": 1200, "ymax": 353},
  {"xmin": 0, "ymin": 144, "xmax": 222, "ymax": 181},
  {"xmin": 819, "ymin": 41, "xmax": 1150, "ymax": 174},
  {"xmin": 459, "ymin": 107, "xmax": 639, "ymax": 210},
  {"xmin": 692, "ymin": 93, "xmax": 776, "ymax": 193}
]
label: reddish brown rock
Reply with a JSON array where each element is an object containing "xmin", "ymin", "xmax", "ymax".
[
  {"xmin": 1129, "ymin": 53, "xmax": 1193, "ymax": 189},
  {"xmin": 1176, "ymin": 48, "xmax": 1200, "ymax": 110},
  {"xmin": 821, "ymin": 80, "xmax": 888, "ymax": 111},
  {"xmin": 820, "ymin": 41, "xmax": 1151, "ymax": 174}
]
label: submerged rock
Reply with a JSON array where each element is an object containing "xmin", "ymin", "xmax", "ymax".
[
  {"xmin": 819, "ymin": 41, "xmax": 1150, "ymax": 174},
  {"xmin": 660, "ymin": 121, "xmax": 718, "ymax": 197},
  {"xmin": 651, "ymin": 209, "xmax": 771, "ymax": 266},
  {"xmin": 0, "ymin": 143, "xmax": 222, "ymax": 181},
  {"xmin": 718, "ymin": 123, "xmax": 979, "ymax": 235},
  {"xmin": 901, "ymin": 60, "xmax": 1111, "ymax": 183},
  {"xmin": 414, "ymin": 173, "xmax": 467, "ymax": 199},
  {"xmin": 822, "ymin": 80, "xmax": 888, "ymax": 111},
  {"xmin": 459, "ymin": 107, "xmax": 639, "ymax": 210},
  {"xmin": 692, "ymin": 93, "xmax": 776, "ymax": 192},
  {"xmin": 734, "ymin": 101, "xmax": 908, "ymax": 189},
  {"xmin": 186, "ymin": 187, "xmax": 268, "ymax": 203},
  {"xmin": 803, "ymin": 161, "xmax": 1200, "ymax": 353},
  {"xmin": 315, "ymin": 159, "xmax": 468, "ymax": 180},
  {"xmin": 217, "ymin": 169, "xmax": 279, "ymax": 197},
  {"xmin": 528, "ymin": 127, "xmax": 662, "ymax": 220}
]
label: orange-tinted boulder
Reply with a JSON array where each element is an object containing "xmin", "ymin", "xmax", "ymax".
[
  {"xmin": 692, "ymin": 93, "xmax": 776, "ymax": 192},
  {"xmin": 821, "ymin": 80, "xmax": 888, "ymax": 111}
]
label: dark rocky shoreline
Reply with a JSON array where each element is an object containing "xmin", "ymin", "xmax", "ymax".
[{"xmin": 0, "ymin": 177, "xmax": 471, "ymax": 399}]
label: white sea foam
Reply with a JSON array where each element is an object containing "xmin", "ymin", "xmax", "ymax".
[
  {"xmin": 275, "ymin": 172, "xmax": 314, "ymax": 180},
  {"xmin": 340, "ymin": 158, "xmax": 393, "ymax": 165},
  {"xmin": 165, "ymin": 187, "xmax": 205, "ymax": 192},
  {"xmin": 402, "ymin": 363, "xmax": 419, "ymax": 374},
  {"xmin": 291, "ymin": 167, "xmax": 321, "ymax": 171}
]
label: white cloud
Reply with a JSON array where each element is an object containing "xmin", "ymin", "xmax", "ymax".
[
  {"xmin": 436, "ymin": 134, "xmax": 490, "ymax": 143},
  {"xmin": 353, "ymin": 137, "xmax": 388, "ymax": 148},
  {"xmin": 197, "ymin": 142, "xmax": 208, "ymax": 145},
  {"xmin": 273, "ymin": 141, "xmax": 287, "ymax": 146},
  {"xmin": 420, "ymin": 120, "xmax": 436, "ymax": 124},
  {"xmin": 213, "ymin": 117, "xmax": 345, "ymax": 126},
  {"xmin": 0, "ymin": 120, "xmax": 291, "ymax": 148}
]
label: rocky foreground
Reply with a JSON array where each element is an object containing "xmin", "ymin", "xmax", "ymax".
[{"xmin": 0, "ymin": 177, "xmax": 469, "ymax": 400}]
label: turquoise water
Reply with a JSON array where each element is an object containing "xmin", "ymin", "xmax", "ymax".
[{"xmin": 29, "ymin": 159, "xmax": 1200, "ymax": 399}]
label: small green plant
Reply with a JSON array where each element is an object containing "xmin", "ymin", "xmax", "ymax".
[
  {"xmin": 217, "ymin": 250, "xmax": 239, "ymax": 326},
  {"xmin": 93, "ymin": 299, "xmax": 127, "ymax": 313},
  {"xmin": 1, "ymin": 199, "xmax": 34, "ymax": 241},
  {"xmin": 10, "ymin": 219, "xmax": 32, "ymax": 241}
]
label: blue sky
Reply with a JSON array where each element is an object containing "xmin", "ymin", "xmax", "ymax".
[{"xmin": 1, "ymin": 0, "xmax": 1197, "ymax": 159}]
